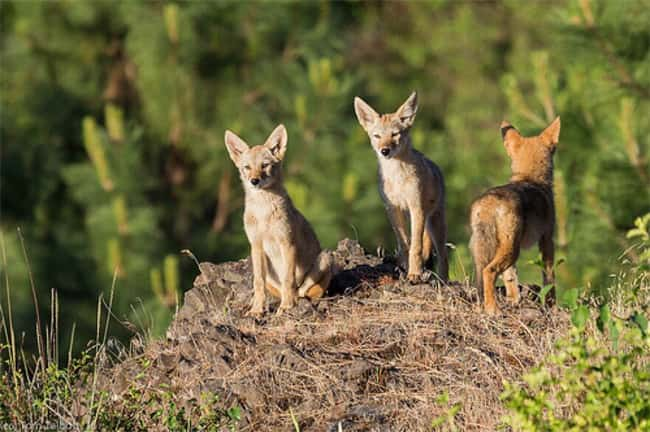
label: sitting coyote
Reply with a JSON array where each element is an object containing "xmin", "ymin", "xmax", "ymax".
[{"xmin": 225, "ymin": 125, "xmax": 332, "ymax": 316}]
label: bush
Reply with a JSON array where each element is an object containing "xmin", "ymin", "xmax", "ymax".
[
  {"xmin": 502, "ymin": 213, "xmax": 650, "ymax": 431},
  {"xmin": 502, "ymin": 327, "xmax": 649, "ymax": 431}
]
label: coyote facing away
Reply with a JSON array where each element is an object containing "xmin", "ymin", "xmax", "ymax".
[
  {"xmin": 470, "ymin": 117, "xmax": 561, "ymax": 315},
  {"xmin": 224, "ymin": 125, "xmax": 332, "ymax": 316},
  {"xmin": 354, "ymin": 92, "xmax": 448, "ymax": 282}
]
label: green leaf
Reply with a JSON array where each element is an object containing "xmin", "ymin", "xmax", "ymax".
[
  {"xmin": 571, "ymin": 305, "xmax": 589, "ymax": 329},
  {"xmin": 610, "ymin": 321, "xmax": 620, "ymax": 351},
  {"xmin": 631, "ymin": 312, "xmax": 648, "ymax": 337},
  {"xmin": 597, "ymin": 304, "xmax": 611, "ymax": 333},
  {"xmin": 431, "ymin": 415, "xmax": 447, "ymax": 428},
  {"xmin": 626, "ymin": 228, "xmax": 644, "ymax": 239},
  {"xmin": 435, "ymin": 392, "xmax": 450, "ymax": 404},
  {"xmin": 227, "ymin": 406, "xmax": 241, "ymax": 421},
  {"xmin": 539, "ymin": 284, "xmax": 554, "ymax": 305},
  {"xmin": 560, "ymin": 288, "xmax": 579, "ymax": 309}
]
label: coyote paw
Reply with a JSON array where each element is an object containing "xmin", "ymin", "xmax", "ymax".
[
  {"xmin": 247, "ymin": 307, "xmax": 265, "ymax": 318},
  {"xmin": 275, "ymin": 299, "xmax": 296, "ymax": 316},
  {"xmin": 247, "ymin": 296, "xmax": 266, "ymax": 317},
  {"xmin": 506, "ymin": 294, "xmax": 520, "ymax": 305},
  {"xmin": 406, "ymin": 272, "xmax": 423, "ymax": 284},
  {"xmin": 484, "ymin": 303, "xmax": 500, "ymax": 316}
]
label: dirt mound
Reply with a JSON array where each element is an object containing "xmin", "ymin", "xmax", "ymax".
[{"xmin": 103, "ymin": 239, "xmax": 569, "ymax": 431}]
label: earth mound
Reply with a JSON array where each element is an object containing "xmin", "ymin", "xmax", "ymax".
[{"xmin": 103, "ymin": 239, "xmax": 569, "ymax": 431}]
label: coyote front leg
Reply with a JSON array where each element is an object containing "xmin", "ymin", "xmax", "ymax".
[
  {"xmin": 386, "ymin": 204, "xmax": 410, "ymax": 268},
  {"xmin": 277, "ymin": 244, "xmax": 297, "ymax": 315},
  {"xmin": 407, "ymin": 205, "xmax": 425, "ymax": 281},
  {"xmin": 248, "ymin": 240, "xmax": 267, "ymax": 316}
]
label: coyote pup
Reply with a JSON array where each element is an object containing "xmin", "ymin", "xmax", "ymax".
[
  {"xmin": 470, "ymin": 117, "xmax": 561, "ymax": 314},
  {"xmin": 354, "ymin": 92, "xmax": 448, "ymax": 282},
  {"xmin": 225, "ymin": 125, "xmax": 332, "ymax": 316}
]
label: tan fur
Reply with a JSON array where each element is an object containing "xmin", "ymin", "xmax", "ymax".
[
  {"xmin": 470, "ymin": 117, "xmax": 561, "ymax": 314},
  {"xmin": 225, "ymin": 125, "xmax": 332, "ymax": 316},
  {"xmin": 354, "ymin": 92, "xmax": 448, "ymax": 282}
]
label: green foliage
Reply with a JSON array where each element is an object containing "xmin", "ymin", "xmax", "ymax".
[
  {"xmin": 0, "ymin": 346, "xmax": 240, "ymax": 431},
  {"xmin": 627, "ymin": 213, "xmax": 650, "ymax": 273},
  {"xmin": 97, "ymin": 384, "xmax": 241, "ymax": 431},
  {"xmin": 0, "ymin": 336, "xmax": 98, "ymax": 429},
  {"xmin": 538, "ymin": 284, "xmax": 555, "ymax": 306},
  {"xmin": 0, "ymin": 302, "xmax": 239, "ymax": 431},
  {"xmin": 501, "ymin": 327, "xmax": 650, "ymax": 431},
  {"xmin": 431, "ymin": 392, "xmax": 462, "ymax": 431},
  {"xmin": 502, "ymin": 213, "xmax": 650, "ymax": 432}
]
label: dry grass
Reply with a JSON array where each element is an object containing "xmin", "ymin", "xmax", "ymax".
[{"xmin": 102, "ymin": 240, "xmax": 570, "ymax": 431}]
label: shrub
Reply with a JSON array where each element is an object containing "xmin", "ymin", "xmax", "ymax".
[{"xmin": 502, "ymin": 214, "xmax": 650, "ymax": 431}]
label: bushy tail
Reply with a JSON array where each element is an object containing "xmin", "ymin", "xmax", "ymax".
[
  {"xmin": 298, "ymin": 250, "xmax": 334, "ymax": 298},
  {"xmin": 469, "ymin": 220, "xmax": 497, "ymax": 295}
]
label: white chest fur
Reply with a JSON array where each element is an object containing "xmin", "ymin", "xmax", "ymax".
[
  {"xmin": 243, "ymin": 190, "xmax": 290, "ymax": 240},
  {"xmin": 378, "ymin": 158, "xmax": 419, "ymax": 210},
  {"xmin": 243, "ymin": 190, "xmax": 292, "ymax": 282}
]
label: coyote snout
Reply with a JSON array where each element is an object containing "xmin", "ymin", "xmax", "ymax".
[
  {"xmin": 225, "ymin": 125, "xmax": 333, "ymax": 316},
  {"xmin": 354, "ymin": 91, "xmax": 449, "ymax": 282},
  {"xmin": 373, "ymin": 130, "xmax": 402, "ymax": 159},
  {"xmin": 470, "ymin": 117, "xmax": 561, "ymax": 314}
]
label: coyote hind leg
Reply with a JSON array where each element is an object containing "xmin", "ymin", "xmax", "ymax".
[
  {"xmin": 503, "ymin": 266, "xmax": 520, "ymax": 304},
  {"xmin": 298, "ymin": 251, "xmax": 333, "ymax": 300},
  {"xmin": 482, "ymin": 244, "xmax": 519, "ymax": 315}
]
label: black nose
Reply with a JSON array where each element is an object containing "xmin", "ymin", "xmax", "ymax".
[
  {"xmin": 380, "ymin": 148, "xmax": 390, "ymax": 156},
  {"xmin": 250, "ymin": 178, "xmax": 260, "ymax": 186}
]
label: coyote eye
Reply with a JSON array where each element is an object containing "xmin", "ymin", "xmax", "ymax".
[
  {"xmin": 373, "ymin": 134, "xmax": 381, "ymax": 139},
  {"xmin": 261, "ymin": 162, "xmax": 269, "ymax": 169},
  {"xmin": 391, "ymin": 131, "xmax": 400, "ymax": 137},
  {"xmin": 243, "ymin": 165, "xmax": 251, "ymax": 171}
]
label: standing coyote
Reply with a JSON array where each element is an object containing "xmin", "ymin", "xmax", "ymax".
[
  {"xmin": 354, "ymin": 92, "xmax": 448, "ymax": 282},
  {"xmin": 224, "ymin": 125, "xmax": 332, "ymax": 316},
  {"xmin": 470, "ymin": 117, "xmax": 561, "ymax": 314}
]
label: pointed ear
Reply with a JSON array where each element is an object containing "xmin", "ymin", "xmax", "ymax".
[
  {"xmin": 354, "ymin": 97, "xmax": 379, "ymax": 131},
  {"xmin": 540, "ymin": 116, "xmax": 561, "ymax": 147},
  {"xmin": 396, "ymin": 91, "xmax": 418, "ymax": 128},
  {"xmin": 224, "ymin": 130, "xmax": 249, "ymax": 165},
  {"xmin": 500, "ymin": 120, "xmax": 521, "ymax": 140},
  {"xmin": 500, "ymin": 120, "xmax": 522, "ymax": 151},
  {"xmin": 264, "ymin": 124, "xmax": 288, "ymax": 160}
]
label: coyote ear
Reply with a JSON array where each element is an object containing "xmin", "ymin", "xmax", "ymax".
[
  {"xmin": 540, "ymin": 116, "xmax": 561, "ymax": 147},
  {"xmin": 265, "ymin": 124, "xmax": 288, "ymax": 160},
  {"xmin": 396, "ymin": 91, "xmax": 418, "ymax": 128},
  {"xmin": 500, "ymin": 120, "xmax": 522, "ymax": 151},
  {"xmin": 224, "ymin": 130, "xmax": 249, "ymax": 165},
  {"xmin": 500, "ymin": 120, "xmax": 520, "ymax": 140},
  {"xmin": 354, "ymin": 97, "xmax": 379, "ymax": 131}
]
